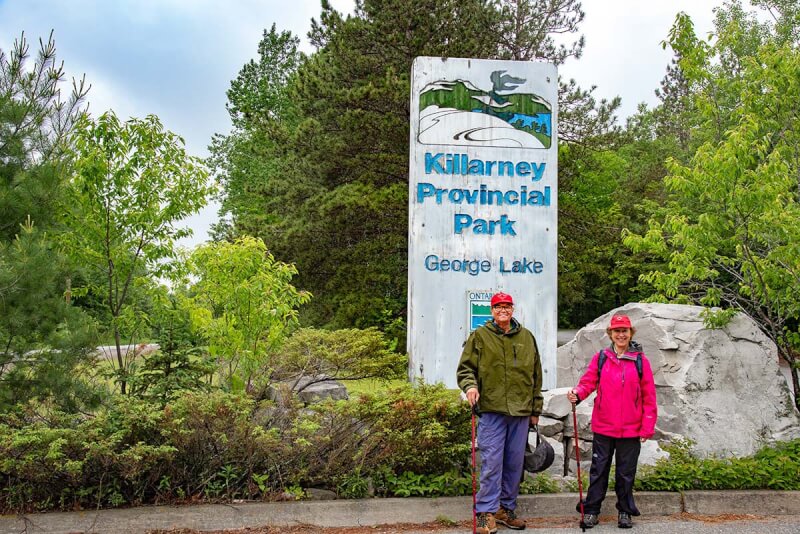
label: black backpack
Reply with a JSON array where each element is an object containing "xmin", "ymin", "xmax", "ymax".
[{"xmin": 597, "ymin": 341, "xmax": 643, "ymax": 380}]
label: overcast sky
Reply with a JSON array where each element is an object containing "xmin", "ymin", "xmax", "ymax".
[{"xmin": 1, "ymin": 0, "xmax": 736, "ymax": 247}]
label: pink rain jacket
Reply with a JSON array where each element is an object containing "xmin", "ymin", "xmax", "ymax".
[{"xmin": 574, "ymin": 346, "xmax": 658, "ymax": 439}]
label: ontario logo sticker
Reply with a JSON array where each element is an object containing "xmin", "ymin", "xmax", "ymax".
[{"xmin": 418, "ymin": 70, "xmax": 552, "ymax": 149}]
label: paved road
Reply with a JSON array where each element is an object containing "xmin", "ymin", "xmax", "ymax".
[{"xmin": 389, "ymin": 514, "xmax": 800, "ymax": 534}]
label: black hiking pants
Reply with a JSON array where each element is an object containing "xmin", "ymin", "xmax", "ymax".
[{"xmin": 580, "ymin": 433, "xmax": 641, "ymax": 516}]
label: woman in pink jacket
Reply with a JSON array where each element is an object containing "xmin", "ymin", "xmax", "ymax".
[{"xmin": 566, "ymin": 314, "xmax": 657, "ymax": 529}]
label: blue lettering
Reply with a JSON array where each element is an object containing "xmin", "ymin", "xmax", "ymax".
[
  {"xmin": 454, "ymin": 214, "xmax": 516, "ymax": 235},
  {"xmin": 417, "ymin": 183, "xmax": 436, "ymax": 202},
  {"xmin": 516, "ymin": 161, "xmax": 531, "ymax": 176},
  {"xmin": 454, "ymin": 214, "xmax": 472, "ymax": 234},
  {"xmin": 449, "ymin": 189, "xmax": 465, "ymax": 203},
  {"xmin": 468, "ymin": 159, "xmax": 485, "ymax": 175},
  {"xmin": 499, "ymin": 215, "xmax": 516, "ymax": 236},
  {"xmin": 422, "ymin": 152, "xmax": 548, "ymax": 179},
  {"xmin": 531, "ymin": 162, "xmax": 546, "ymax": 181},
  {"xmin": 474, "ymin": 219, "xmax": 489, "ymax": 234},
  {"xmin": 498, "ymin": 257, "xmax": 544, "ymax": 274},
  {"xmin": 528, "ymin": 186, "xmax": 551, "ymax": 206},
  {"xmin": 425, "ymin": 152, "xmax": 444, "ymax": 174},
  {"xmin": 425, "ymin": 255, "xmax": 493, "ymax": 276},
  {"xmin": 424, "ymin": 254, "xmax": 438, "ymax": 271}
]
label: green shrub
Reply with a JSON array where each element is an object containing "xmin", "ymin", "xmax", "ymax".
[
  {"xmin": 0, "ymin": 401, "xmax": 174, "ymax": 511},
  {"xmin": 269, "ymin": 327, "xmax": 407, "ymax": 385},
  {"xmin": 6, "ymin": 381, "xmax": 797, "ymax": 514},
  {"xmin": 379, "ymin": 469, "xmax": 471, "ymax": 497},
  {"xmin": 636, "ymin": 438, "xmax": 800, "ymax": 491},
  {"xmin": 520, "ymin": 472, "xmax": 561, "ymax": 494},
  {"xmin": 342, "ymin": 381, "xmax": 471, "ymax": 476}
]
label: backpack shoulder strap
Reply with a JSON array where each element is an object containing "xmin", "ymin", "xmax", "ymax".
[
  {"xmin": 635, "ymin": 353, "xmax": 643, "ymax": 379},
  {"xmin": 597, "ymin": 348, "xmax": 608, "ymax": 380}
]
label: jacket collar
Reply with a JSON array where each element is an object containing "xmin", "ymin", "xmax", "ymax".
[
  {"xmin": 488, "ymin": 317, "xmax": 521, "ymax": 335},
  {"xmin": 605, "ymin": 340, "xmax": 642, "ymax": 360}
]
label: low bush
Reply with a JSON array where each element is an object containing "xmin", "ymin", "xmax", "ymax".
[
  {"xmin": 0, "ymin": 382, "xmax": 472, "ymax": 512},
  {"xmin": 4, "ymin": 391, "xmax": 798, "ymax": 513},
  {"xmin": 636, "ymin": 438, "xmax": 800, "ymax": 491}
]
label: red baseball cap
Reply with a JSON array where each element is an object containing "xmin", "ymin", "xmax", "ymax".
[
  {"xmin": 490, "ymin": 292, "xmax": 514, "ymax": 306},
  {"xmin": 609, "ymin": 314, "xmax": 632, "ymax": 329}
]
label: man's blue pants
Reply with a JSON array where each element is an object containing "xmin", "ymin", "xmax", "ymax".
[{"xmin": 476, "ymin": 412, "xmax": 529, "ymax": 513}]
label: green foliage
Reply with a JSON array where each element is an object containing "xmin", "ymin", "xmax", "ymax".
[
  {"xmin": 562, "ymin": 470, "xmax": 589, "ymax": 493},
  {"xmin": 0, "ymin": 31, "xmax": 88, "ymax": 240},
  {"xmin": 0, "ymin": 400, "xmax": 175, "ymax": 511},
  {"xmin": 185, "ymin": 236, "xmax": 311, "ymax": 391},
  {"xmin": 637, "ymin": 439, "xmax": 800, "ymax": 491},
  {"xmin": 520, "ymin": 472, "xmax": 561, "ymax": 494},
  {"xmin": 64, "ymin": 111, "xmax": 213, "ymax": 395},
  {"xmin": 0, "ymin": 220, "xmax": 104, "ymax": 413},
  {"xmin": 128, "ymin": 290, "xmax": 215, "ymax": 406},
  {"xmin": 270, "ymin": 327, "xmax": 407, "ymax": 387},
  {"xmin": 335, "ymin": 469, "xmax": 371, "ymax": 499},
  {"xmin": 3, "ymin": 387, "xmax": 800, "ymax": 513},
  {"xmin": 495, "ymin": 0, "xmax": 584, "ymax": 64},
  {"xmin": 380, "ymin": 469, "xmax": 471, "ymax": 497},
  {"xmin": 0, "ymin": 32, "xmax": 101, "ymax": 414},
  {"xmin": 343, "ymin": 381, "xmax": 471, "ymax": 475},
  {"xmin": 624, "ymin": 3, "xmax": 800, "ymax": 408},
  {"xmin": 435, "ymin": 515, "xmax": 458, "ymax": 527}
]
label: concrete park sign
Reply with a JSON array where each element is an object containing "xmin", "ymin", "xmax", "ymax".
[{"xmin": 408, "ymin": 57, "xmax": 558, "ymax": 390}]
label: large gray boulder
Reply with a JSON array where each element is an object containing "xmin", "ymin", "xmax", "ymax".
[
  {"xmin": 266, "ymin": 375, "xmax": 349, "ymax": 405},
  {"xmin": 557, "ymin": 303, "xmax": 800, "ymax": 457}
]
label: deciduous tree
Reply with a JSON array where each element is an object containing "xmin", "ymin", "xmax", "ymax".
[
  {"xmin": 625, "ymin": 5, "xmax": 800, "ymax": 410},
  {"xmin": 186, "ymin": 236, "xmax": 311, "ymax": 391},
  {"xmin": 65, "ymin": 111, "xmax": 212, "ymax": 394}
]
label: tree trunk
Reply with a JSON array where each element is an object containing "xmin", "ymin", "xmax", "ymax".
[{"xmin": 114, "ymin": 326, "xmax": 126, "ymax": 395}]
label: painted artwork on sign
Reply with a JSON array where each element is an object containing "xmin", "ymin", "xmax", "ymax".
[
  {"xmin": 468, "ymin": 290, "xmax": 493, "ymax": 331},
  {"xmin": 418, "ymin": 70, "xmax": 552, "ymax": 149}
]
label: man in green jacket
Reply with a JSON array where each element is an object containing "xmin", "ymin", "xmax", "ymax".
[{"xmin": 457, "ymin": 292, "xmax": 543, "ymax": 533}]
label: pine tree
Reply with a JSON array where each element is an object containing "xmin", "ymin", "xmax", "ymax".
[{"xmin": 0, "ymin": 32, "xmax": 99, "ymax": 413}]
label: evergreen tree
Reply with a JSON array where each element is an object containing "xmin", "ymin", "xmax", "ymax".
[
  {"xmin": 213, "ymin": 0, "xmax": 627, "ymax": 332},
  {"xmin": 495, "ymin": 0, "xmax": 585, "ymax": 63},
  {"xmin": 0, "ymin": 32, "xmax": 100, "ymax": 413}
]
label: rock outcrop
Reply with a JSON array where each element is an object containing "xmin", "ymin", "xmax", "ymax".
[{"xmin": 555, "ymin": 303, "xmax": 800, "ymax": 457}]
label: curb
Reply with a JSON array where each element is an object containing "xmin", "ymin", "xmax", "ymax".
[{"xmin": 1, "ymin": 491, "xmax": 798, "ymax": 533}]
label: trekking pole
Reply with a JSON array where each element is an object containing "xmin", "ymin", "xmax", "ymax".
[
  {"xmin": 471, "ymin": 403, "xmax": 478, "ymax": 534},
  {"xmin": 572, "ymin": 402, "xmax": 587, "ymax": 532}
]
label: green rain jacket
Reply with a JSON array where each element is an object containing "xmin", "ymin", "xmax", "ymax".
[{"xmin": 457, "ymin": 318, "xmax": 543, "ymax": 417}]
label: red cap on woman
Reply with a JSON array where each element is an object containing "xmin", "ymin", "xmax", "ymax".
[{"xmin": 609, "ymin": 314, "xmax": 632, "ymax": 329}]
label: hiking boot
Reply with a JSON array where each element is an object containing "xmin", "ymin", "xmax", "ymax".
[
  {"xmin": 583, "ymin": 513, "xmax": 600, "ymax": 528},
  {"xmin": 618, "ymin": 511, "xmax": 633, "ymax": 528},
  {"xmin": 476, "ymin": 512, "xmax": 498, "ymax": 534},
  {"xmin": 496, "ymin": 506, "xmax": 526, "ymax": 530}
]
